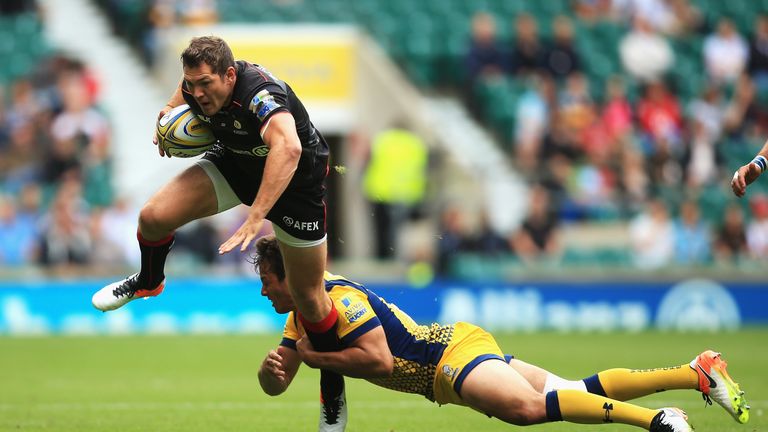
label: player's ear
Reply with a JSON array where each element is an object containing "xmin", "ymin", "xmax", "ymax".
[{"xmin": 226, "ymin": 66, "xmax": 236, "ymax": 84}]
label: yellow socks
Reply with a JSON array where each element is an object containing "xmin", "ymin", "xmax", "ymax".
[
  {"xmin": 585, "ymin": 365, "xmax": 699, "ymax": 401},
  {"xmin": 546, "ymin": 389, "xmax": 657, "ymax": 429}
]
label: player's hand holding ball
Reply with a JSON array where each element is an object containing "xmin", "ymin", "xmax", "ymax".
[{"xmin": 155, "ymin": 104, "xmax": 216, "ymax": 158}]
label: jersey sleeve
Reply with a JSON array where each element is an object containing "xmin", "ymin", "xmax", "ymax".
[
  {"xmin": 280, "ymin": 312, "xmax": 300, "ymax": 350},
  {"xmin": 332, "ymin": 288, "xmax": 381, "ymax": 346},
  {"xmin": 246, "ymin": 83, "xmax": 290, "ymax": 131}
]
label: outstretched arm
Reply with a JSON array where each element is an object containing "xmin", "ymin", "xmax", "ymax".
[
  {"xmin": 258, "ymin": 345, "xmax": 302, "ymax": 396},
  {"xmin": 731, "ymin": 140, "xmax": 768, "ymax": 197},
  {"xmin": 296, "ymin": 326, "xmax": 393, "ymax": 379}
]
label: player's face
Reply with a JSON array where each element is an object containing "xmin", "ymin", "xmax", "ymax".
[
  {"xmin": 183, "ymin": 62, "xmax": 236, "ymax": 116},
  {"xmin": 259, "ymin": 265, "xmax": 294, "ymax": 314}
]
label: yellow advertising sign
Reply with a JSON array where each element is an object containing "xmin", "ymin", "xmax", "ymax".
[{"xmin": 227, "ymin": 38, "xmax": 355, "ymax": 102}]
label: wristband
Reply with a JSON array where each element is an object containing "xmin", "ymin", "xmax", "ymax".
[{"xmin": 753, "ymin": 155, "xmax": 767, "ymax": 173}]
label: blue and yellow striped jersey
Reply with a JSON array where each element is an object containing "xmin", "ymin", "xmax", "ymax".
[{"xmin": 280, "ymin": 272, "xmax": 456, "ymax": 401}]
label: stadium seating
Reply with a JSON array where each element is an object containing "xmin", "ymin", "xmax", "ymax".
[{"xmin": 0, "ymin": 12, "xmax": 49, "ymax": 83}]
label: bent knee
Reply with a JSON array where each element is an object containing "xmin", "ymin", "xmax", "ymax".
[
  {"xmin": 138, "ymin": 204, "xmax": 176, "ymax": 234},
  {"xmin": 495, "ymin": 399, "xmax": 547, "ymax": 426}
]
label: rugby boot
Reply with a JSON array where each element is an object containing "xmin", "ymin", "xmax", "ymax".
[
  {"xmin": 649, "ymin": 408, "xmax": 693, "ymax": 432},
  {"xmin": 92, "ymin": 273, "xmax": 164, "ymax": 311},
  {"xmin": 319, "ymin": 387, "xmax": 347, "ymax": 432},
  {"xmin": 690, "ymin": 350, "xmax": 749, "ymax": 423}
]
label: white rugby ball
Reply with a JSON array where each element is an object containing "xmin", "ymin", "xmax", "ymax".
[{"xmin": 156, "ymin": 104, "xmax": 216, "ymax": 158}]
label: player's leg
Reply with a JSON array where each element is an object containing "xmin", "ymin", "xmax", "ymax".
[
  {"xmin": 274, "ymin": 231, "xmax": 346, "ymax": 431},
  {"xmin": 510, "ymin": 351, "xmax": 749, "ymax": 424},
  {"xmin": 460, "ymin": 359, "xmax": 691, "ymax": 430},
  {"xmin": 92, "ymin": 161, "xmax": 229, "ymax": 311},
  {"xmin": 507, "ymin": 354, "xmax": 698, "ymax": 400}
]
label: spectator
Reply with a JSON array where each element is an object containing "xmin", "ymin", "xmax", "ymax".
[
  {"xmin": 465, "ymin": 12, "xmax": 506, "ymax": 88},
  {"xmin": 665, "ymin": 0, "xmax": 704, "ymax": 36},
  {"xmin": 514, "ymin": 74, "xmax": 550, "ymax": 172},
  {"xmin": 612, "ymin": 0, "xmax": 675, "ymax": 32},
  {"xmin": 87, "ymin": 208, "xmax": 127, "ymax": 266},
  {"xmin": 435, "ymin": 205, "xmax": 474, "ymax": 276},
  {"xmin": 746, "ymin": 194, "xmax": 768, "ymax": 259},
  {"xmin": 363, "ymin": 124, "xmax": 429, "ymax": 259},
  {"xmin": 0, "ymin": 195, "xmax": 38, "ymax": 265},
  {"xmin": 714, "ymin": 203, "xmax": 749, "ymax": 264},
  {"xmin": 703, "ymin": 18, "xmax": 748, "ymax": 85},
  {"xmin": 681, "ymin": 120, "xmax": 722, "ymax": 190},
  {"xmin": 723, "ymin": 74, "xmax": 764, "ymax": 139},
  {"xmin": 50, "ymin": 70, "xmax": 110, "ymax": 154},
  {"xmin": 543, "ymin": 15, "xmax": 581, "ymax": 80},
  {"xmin": 673, "ymin": 200, "xmax": 711, "ymax": 265},
  {"xmin": 0, "ymin": 120, "xmax": 42, "ymax": 194},
  {"xmin": 619, "ymin": 147, "xmax": 650, "ymax": 210},
  {"xmin": 510, "ymin": 186, "xmax": 562, "ymax": 264},
  {"xmin": 178, "ymin": 0, "xmax": 218, "ymax": 26},
  {"xmin": 629, "ymin": 198, "xmax": 675, "ymax": 269},
  {"xmin": 470, "ymin": 211, "xmax": 509, "ymax": 256},
  {"xmin": 637, "ymin": 80, "xmax": 683, "ymax": 153},
  {"xmin": 601, "ymin": 76, "xmax": 634, "ymax": 143},
  {"xmin": 558, "ymin": 72, "xmax": 596, "ymax": 138},
  {"xmin": 38, "ymin": 176, "xmax": 92, "ymax": 266},
  {"xmin": 747, "ymin": 15, "xmax": 768, "ymax": 92},
  {"xmin": 619, "ymin": 16, "xmax": 674, "ymax": 82},
  {"xmin": 509, "ymin": 13, "xmax": 545, "ymax": 76},
  {"xmin": 688, "ymin": 84, "xmax": 725, "ymax": 141}
]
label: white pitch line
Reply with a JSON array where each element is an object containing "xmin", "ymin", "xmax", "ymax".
[
  {"xmin": 0, "ymin": 399, "xmax": 765, "ymax": 412},
  {"xmin": 0, "ymin": 400, "xmax": 429, "ymax": 411}
]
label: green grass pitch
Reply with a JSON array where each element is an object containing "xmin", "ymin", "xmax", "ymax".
[{"xmin": 1, "ymin": 330, "xmax": 765, "ymax": 431}]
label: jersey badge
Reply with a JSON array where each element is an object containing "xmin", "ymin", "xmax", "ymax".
[
  {"xmin": 249, "ymin": 89, "xmax": 281, "ymax": 122},
  {"xmin": 234, "ymin": 120, "xmax": 242, "ymax": 129}
]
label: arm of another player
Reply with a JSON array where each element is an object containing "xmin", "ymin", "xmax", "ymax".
[
  {"xmin": 154, "ymin": 79, "xmax": 187, "ymax": 158},
  {"xmin": 219, "ymin": 112, "xmax": 302, "ymax": 254},
  {"xmin": 258, "ymin": 344, "xmax": 302, "ymax": 396},
  {"xmin": 296, "ymin": 326, "xmax": 393, "ymax": 379},
  {"xmin": 731, "ymin": 139, "xmax": 768, "ymax": 197}
]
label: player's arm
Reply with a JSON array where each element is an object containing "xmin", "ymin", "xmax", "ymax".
[
  {"xmin": 250, "ymin": 112, "xmax": 302, "ymax": 223},
  {"xmin": 296, "ymin": 326, "xmax": 393, "ymax": 379},
  {"xmin": 219, "ymin": 112, "xmax": 301, "ymax": 253},
  {"xmin": 732, "ymin": 139, "xmax": 768, "ymax": 197},
  {"xmin": 258, "ymin": 344, "xmax": 302, "ymax": 396}
]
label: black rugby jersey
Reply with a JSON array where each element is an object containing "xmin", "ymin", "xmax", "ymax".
[{"xmin": 182, "ymin": 60, "xmax": 328, "ymax": 187}]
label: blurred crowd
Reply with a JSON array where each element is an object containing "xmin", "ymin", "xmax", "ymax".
[
  {"xmin": 4, "ymin": 0, "xmax": 768, "ymax": 277},
  {"xmin": 440, "ymin": 0, "xmax": 768, "ymax": 276}
]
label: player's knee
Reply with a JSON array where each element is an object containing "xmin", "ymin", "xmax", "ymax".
[
  {"xmin": 138, "ymin": 204, "xmax": 173, "ymax": 233},
  {"xmin": 498, "ymin": 398, "xmax": 546, "ymax": 426}
]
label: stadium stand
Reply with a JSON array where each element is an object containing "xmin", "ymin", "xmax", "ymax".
[{"xmin": 6, "ymin": 0, "xmax": 768, "ymax": 278}]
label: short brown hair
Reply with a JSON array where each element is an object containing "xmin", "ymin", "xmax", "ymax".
[
  {"xmin": 254, "ymin": 235, "xmax": 285, "ymax": 281},
  {"xmin": 181, "ymin": 36, "xmax": 235, "ymax": 76}
]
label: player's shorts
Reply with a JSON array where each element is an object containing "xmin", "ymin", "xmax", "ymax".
[
  {"xmin": 433, "ymin": 322, "xmax": 505, "ymax": 406},
  {"xmin": 199, "ymin": 144, "xmax": 328, "ymax": 243}
]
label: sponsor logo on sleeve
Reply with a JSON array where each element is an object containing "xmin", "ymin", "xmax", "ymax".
[
  {"xmin": 344, "ymin": 302, "xmax": 368, "ymax": 323},
  {"xmin": 249, "ymin": 89, "xmax": 281, "ymax": 122}
]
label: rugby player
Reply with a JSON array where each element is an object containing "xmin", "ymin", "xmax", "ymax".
[
  {"xmin": 91, "ymin": 36, "xmax": 346, "ymax": 427},
  {"xmin": 254, "ymin": 235, "xmax": 750, "ymax": 432}
]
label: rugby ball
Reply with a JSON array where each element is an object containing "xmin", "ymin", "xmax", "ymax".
[{"xmin": 156, "ymin": 104, "xmax": 216, "ymax": 157}]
